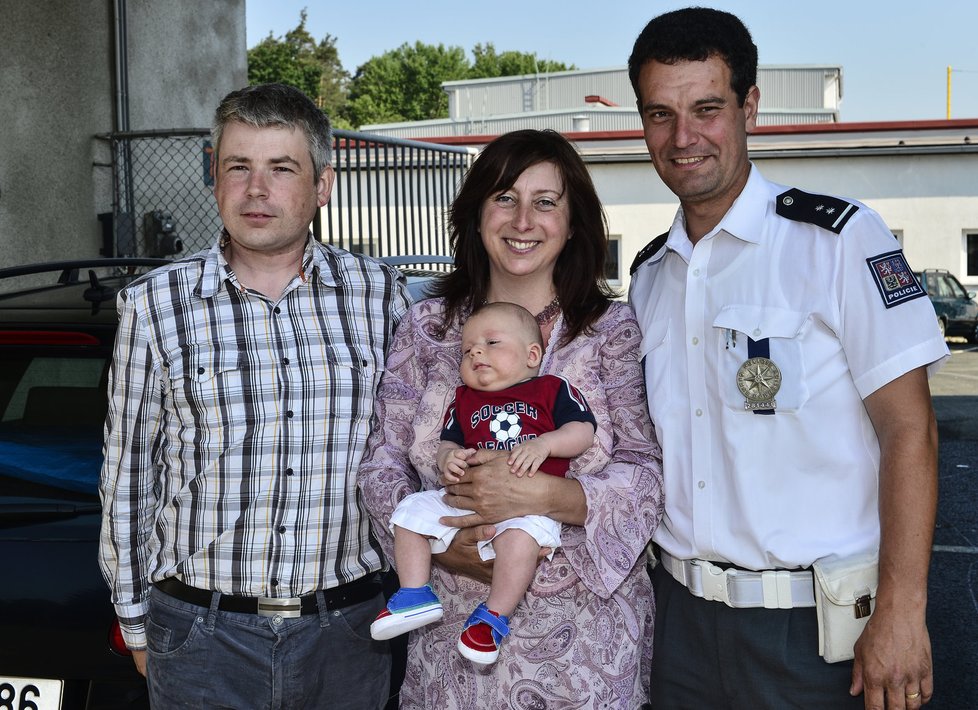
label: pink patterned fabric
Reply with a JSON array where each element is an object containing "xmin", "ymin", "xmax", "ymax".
[{"xmin": 358, "ymin": 299, "xmax": 663, "ymax": 709}]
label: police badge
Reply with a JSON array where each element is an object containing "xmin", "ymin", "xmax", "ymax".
[{"xmin": 736, "ymin": 356, "xmax": 781, "ymax": 411}]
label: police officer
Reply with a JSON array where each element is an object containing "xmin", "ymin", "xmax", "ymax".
[{"xmin": 627, "ymin": 8, "xmax": 948, "ymax": 709}]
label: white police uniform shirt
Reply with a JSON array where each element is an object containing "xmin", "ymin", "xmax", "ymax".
[{"xmin": 629, "ymin": 165, "xmax": 949, "ymax": 571}]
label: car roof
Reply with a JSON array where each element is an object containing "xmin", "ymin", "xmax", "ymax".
[
  {"xmin": 0, "ymin": 255, "xmax": 453, "ymax": 324},
  {"xmin": 0, "ymin": 260, "xmax": 169, "ymax": 334}
]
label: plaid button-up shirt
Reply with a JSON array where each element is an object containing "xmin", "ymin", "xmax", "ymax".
[{"xmin": 98, "ymin": 237, "xmax": 409, "ymax": 647}]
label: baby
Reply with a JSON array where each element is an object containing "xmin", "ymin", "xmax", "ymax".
[{"xmin": 370, "ymin": 302, "xmax": 596, "ymax": 665}]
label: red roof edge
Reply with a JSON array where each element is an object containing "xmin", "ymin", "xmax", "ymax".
[{"xmin": 751, "ymin": 117, "xmax": 978, "ymax": 135}]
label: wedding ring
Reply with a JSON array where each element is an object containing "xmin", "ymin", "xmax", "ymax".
[{"xmin": 905, "ymin": 691, "xmax": 921, "ymax": 699}]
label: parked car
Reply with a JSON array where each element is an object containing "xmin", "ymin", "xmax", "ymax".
[
  {"xmin": 379, "ymin": 254, "xmax": 451, "ymax": 300},
  {"xmin": 0, "ymin": 254, "xmax": 446, "ymax": 710},
  {"xmin": 914, "ymin": 269, "xmax": 978, "ymax": 342}
]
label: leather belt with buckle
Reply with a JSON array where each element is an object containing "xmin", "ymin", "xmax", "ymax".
[
  {"xmin": 659, "ymin": 550, "xmax": 815, "ymax": 609},
  {"xmin": 154, "ymin": 573, "xmax": 381, "ymax": 618}
]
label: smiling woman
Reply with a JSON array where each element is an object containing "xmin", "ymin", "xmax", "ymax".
[
  {"xmin": 477, "ymin": 161, "xmax": 571, "ymax": 299},
  {"xmin": 357, "ymin": 129, "xmax": 664, "ymax": 708}
]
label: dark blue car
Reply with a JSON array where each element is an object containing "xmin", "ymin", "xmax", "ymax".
[
  {"xmin": 915, "ymin": 269, "xmax": 978, "ymax": 343},
  {"xmin": 0, "ymin": 260, "xmax": 163, "ymax": 710}
]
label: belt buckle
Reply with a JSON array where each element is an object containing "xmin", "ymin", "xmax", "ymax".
[
  {"xmin": 257, "ymin": 596, "xmax": 302, "ymax": 618},
  {"xmin": 696, "ymin": 561, "xmax": 733, "ymax": 606}
]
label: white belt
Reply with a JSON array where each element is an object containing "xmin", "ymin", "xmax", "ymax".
[{"xmin": 659, "ymin": 550, "xmax": 815, "ymax": 609}]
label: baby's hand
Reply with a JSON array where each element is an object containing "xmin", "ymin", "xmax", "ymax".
[
  {"xmin": 440, "ymin": 448, "xmax": 477, "ymax": 484},
  {"xmin": 508, "ymin": 439, "xmax": 550, "ymax": 477}
]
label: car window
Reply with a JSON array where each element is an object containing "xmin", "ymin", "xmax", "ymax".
[
  {"xmin": 942, "ymin": 275, "xmax": 967, "ymax": 299},
  {"xmin": 2, "ymin": 356, "xmax": 105, "ymax": 421},
  {"xmin": 0, "ymin": 352, "xmax": 108, "ymax": 498}
]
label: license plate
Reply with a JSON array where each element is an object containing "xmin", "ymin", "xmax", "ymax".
[{"xmin": 0, "ymin": 677, "xmax": 63, "ymax": 710}]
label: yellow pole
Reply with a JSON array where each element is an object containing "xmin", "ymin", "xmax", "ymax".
[{"xmin": 947, "ymin": 64, "xmax": 951, "ymax": 121}]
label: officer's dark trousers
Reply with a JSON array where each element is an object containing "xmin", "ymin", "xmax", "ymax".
[{"xmin": 649, "ymin": 563, "xmax": 864, "ymax": 709}]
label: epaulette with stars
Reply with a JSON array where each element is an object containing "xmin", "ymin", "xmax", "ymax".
[
  {"xmin": 775, "ymin": 188, "xmax": 859, "ymax": 234},
  {"xmin": 629, "ymin": 231, "xmax": 669, "ymax": 275}
]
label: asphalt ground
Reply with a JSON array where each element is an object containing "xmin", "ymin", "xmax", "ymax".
[{"xmin": 927, "ymin": 338, "xmax": 978, "ymax": 708}]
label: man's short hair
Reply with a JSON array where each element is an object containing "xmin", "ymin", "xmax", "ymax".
[
  {"xmin": 212, "ymin": 83, "xmax": 333, "ymax": 180},
  {"xmin": 628, "ymin": 7, "xmax": 758, "ymax": 107}
]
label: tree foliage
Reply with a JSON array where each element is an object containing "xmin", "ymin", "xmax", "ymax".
[
  {"xmin": 247, "ymin": 10, "xmax": 351, "ymax": 127},
  {"xmin": 345, "ymin": 42, "xmax": 576, "ymax": 127},
  {"xmin": 247, "ymin": 11, "xmax": 576, "ymax": 129},
  {"xmin": 470, "ymin": 43, "xmax": 573, "ymax": 79},
  {"xmin": 344, "ymin": 42, "xmax": 470, "ymax": 127}
]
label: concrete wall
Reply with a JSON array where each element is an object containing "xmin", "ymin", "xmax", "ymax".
[{"xmin": 0, "ymin": 0, "xmax": 246, "ymax": 269}]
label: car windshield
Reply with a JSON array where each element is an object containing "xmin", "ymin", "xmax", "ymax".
[{"xmin": 0, "ymin": 350, "xmax": 108, "ymax": 499}]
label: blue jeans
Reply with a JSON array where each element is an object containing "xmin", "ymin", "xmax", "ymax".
[{"xmin": 146, "ymin": 585, "xmax": 391, "ymax": 709}]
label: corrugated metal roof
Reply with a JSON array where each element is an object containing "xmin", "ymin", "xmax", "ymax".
[
  {"xmin": 361, "ymin": 107, "xmax": 838, "ymax": 138},
  {"xmin": 365, "ymin": 65, "xmax": 843, "ymax": 137},
  {"xmin": 757, "ymin": 67, "xmax": 841, "ymax": 110},
  {"xmin": 362, "ymin": 108, "xmax": 640, "ymax": 138},
  {"xmin": 446, "ymin": 68, "xmax": 636, "ymax": 118},
  {"xmin": 440, "ymin": 65, "xmax": 841, "ymax": 119}
]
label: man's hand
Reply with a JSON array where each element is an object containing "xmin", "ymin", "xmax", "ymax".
[
  {"xmin": 132, "ymin": 649, "xmax": 147, "ymax": 677},
  {"xmin": 853, "ymin": 368, "xmax": 937, "ymax": 709},
  {"xmin": 441, "ymin": 447, "xmax": 586, "ymax": 527},
  {"xmin": 851, "ymin": 607, "xmax": 933, "ymax": 709},
  {"xmin": 432, "ymin": 524, "xmax": 496, "ymax": 584},
  {"xmin": 440, "ymin": 449, "xmax": 531, "ymax": 525}
]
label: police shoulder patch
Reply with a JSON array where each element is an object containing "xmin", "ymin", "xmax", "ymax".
[
  {"xmin": 776, "ymin": 188, "xmax": 859, "ymax": 234},
  {"xmin": 866, "ymin": 250, "xmax": 926, "ymax": 308},
  {"xmin": 629, "ymin": 231, "xmax": 669, "ymax": 275}
]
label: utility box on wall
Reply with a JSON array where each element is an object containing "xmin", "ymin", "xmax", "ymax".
[{"xmin": 143, "ymin": 210, "xmax": 183, "ymax": 257}]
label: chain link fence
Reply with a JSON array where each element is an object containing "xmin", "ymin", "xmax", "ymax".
[{"xmin": 102, "ymin": 129, "xmax": 475, "ymax": 261}]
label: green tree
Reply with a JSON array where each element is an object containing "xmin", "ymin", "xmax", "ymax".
[
  {"xmin": 248, "ymin": 17, "xmax": 576, "ymax": 130},
  {"xmin": 313, "ymin": 35, "xmax": 349, "ymax": 122},
  {"xmin": 344, "ymin": 42, "xmax": 471, "ymax": 127},
  {"xmin": 470, "ymin": 43, "xmax": 574, "ymax": 79},
  {"xmin": 247, "ymin": 10, "xmax": 351, "ymax": 127}
]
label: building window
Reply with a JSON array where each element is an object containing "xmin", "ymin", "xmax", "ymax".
[
  {"xmin": 967, "ymin": 232, "xmax": 978, "ymax": 277},
  {"xmin": 606, "ymin": 236, "xmax": 621, "ymax": 284}
]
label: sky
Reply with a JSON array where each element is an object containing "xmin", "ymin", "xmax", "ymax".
[{"xmin": 246, "ymin": 0, "xmax": 978, "ymax": 123}]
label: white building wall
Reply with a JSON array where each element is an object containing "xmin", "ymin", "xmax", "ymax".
[
  {"xmin": 588, "ymin": 150, "xmax": 978, "ymax": 294},
  {"xmin": 1, "ymin": 3, "xmax": 113, "ymax": 267},
  {"xmin": 757, "ymin": 154, "xmax": 977, "ymax": 280}
]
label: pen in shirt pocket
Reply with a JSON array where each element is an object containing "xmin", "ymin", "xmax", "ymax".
[{"xmin": 725, "ymin": 328, "xmax": 737, "ymax": 350}]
